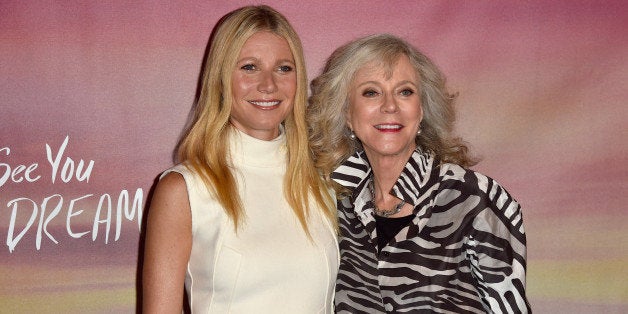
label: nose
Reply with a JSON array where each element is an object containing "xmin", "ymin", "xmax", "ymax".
[
  {"xmin": 380, "ymin": 93, "xmax": 399, "ymax": 113},
  {"xmin": 257, "ymin": 71, "xmax": 277, "ymax": 93}
]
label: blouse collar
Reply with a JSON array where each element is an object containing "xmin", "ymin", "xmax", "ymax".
[{"xmin": 331, "ymin": 149, "xmax": 436, "ymax": 206}]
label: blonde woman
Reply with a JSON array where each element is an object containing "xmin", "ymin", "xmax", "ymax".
[
  {"xmin": 143, "ymin": 6, "xmax": 338, "ymax": 313},
  {"xmin": 308, "ymin": 34, "xmax": 530, "ymax": 313}
]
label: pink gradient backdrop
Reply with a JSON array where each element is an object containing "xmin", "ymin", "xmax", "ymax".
[{"xmin": 1, "ymin": 1, "xmax": 627, "ymax": 312}]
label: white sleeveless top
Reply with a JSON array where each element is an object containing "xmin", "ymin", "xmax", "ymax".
[{"xmin": 162, "ymin": 128, "xmax": 339, "ymax": 313}]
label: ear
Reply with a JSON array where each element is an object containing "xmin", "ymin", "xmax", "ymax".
[
  {"xmin": 415, "ymin": 105, "xmax": 424, "ymax": 135},
  {"xmin": 345, "ymin": 109, "xmax": 353, "ymax": 132}
]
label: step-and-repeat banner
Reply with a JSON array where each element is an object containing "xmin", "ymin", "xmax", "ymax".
[{"xmin": 2, "ymin": 1, "xmax": 627, "ymax": 312}]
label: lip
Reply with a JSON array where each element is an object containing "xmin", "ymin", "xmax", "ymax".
[
  {"xmin": 374, "ymin": 123, "xmax": 403, "ymax": 132},
  {"xmin": 248, "ymin": 100, "xmax": 281, "ymax": 110}
]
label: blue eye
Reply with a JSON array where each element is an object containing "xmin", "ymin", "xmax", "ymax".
[
  {"xmin": 362, "ymin": 89, "xmax": 378, "ymax": 97},
  {"xmin": 278, "ymin": 65, "xmax": 293, "ymax": 73},
  {"xmin": 241, "ymin": 64, "xmax": 256, "ymax": 71},
  {"xmin": 400, "ymin": 89, "xmax": 415, "ymax": 96}
]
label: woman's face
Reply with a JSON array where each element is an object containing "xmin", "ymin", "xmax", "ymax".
[
  {"xmin": 347, "ymin": 55, "xmax": 423, "ymax": 161},
  {"xmin": 230, "ymin": 31, "xmax": 296, "ymax": 140}
]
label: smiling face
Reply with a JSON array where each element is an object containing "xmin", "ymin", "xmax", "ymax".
[
  {"xmin": 347, "ymin": 55, "xmax": 423, "ymax": 161},
  {"xmin": 230, "ymin": 31, "xmax": 296, "ymax": 140}
]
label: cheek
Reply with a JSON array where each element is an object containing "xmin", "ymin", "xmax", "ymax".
[
  {"xmin": 416, "ymin": 99, "xmax": 423, "ymax": 116},
  {"xmin": 405, "ymin": 99, "xmax": 423, "ymax": 120},
  {"xmin": 347, "ymin": 106, "xmax": 373, "ymax": 132},
  {"xmin": 278, "ymin": 76, "xmax": 297, "ymax": 96},
  {"xmin": 415, "ymin": 106, "xmax": 423, "ymax": 121},
  {"xmin": 232, "ymin": 75, "xmax": 255, "ymax": 95}
]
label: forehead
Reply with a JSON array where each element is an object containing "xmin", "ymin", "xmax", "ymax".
[
  {"xmin": 238, "ymin": 31, "xmax": 293, "ymax": 59},
  {"xmin": 353, "ymin": 55, "xmax": 418, "ymax": 84}
]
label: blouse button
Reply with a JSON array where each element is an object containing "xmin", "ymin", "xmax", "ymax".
[
  {"xmin": 385, "ymin": 303, "xmax": 394, "ymax": 312},
  {"xmin": 382, "ymin": 251, "xmax": 390, "ymax": 257}
]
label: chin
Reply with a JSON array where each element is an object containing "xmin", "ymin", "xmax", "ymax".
[{"xmin": 365, "ymin": 143, "xmax": 415, "ymax": 158}]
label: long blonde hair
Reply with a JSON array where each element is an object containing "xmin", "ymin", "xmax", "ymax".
[
  {"xmin": 308, "ymin": 34, "xmax": 476, "ymax": 190},
  {"xmin": 178, "ymin": 5, "xmax": 335, "ymax": 232}
]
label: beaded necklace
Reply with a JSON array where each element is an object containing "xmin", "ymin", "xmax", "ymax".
[{"xmin": 368, "ymin": 180, "xmax": 405, "ymax": 217}]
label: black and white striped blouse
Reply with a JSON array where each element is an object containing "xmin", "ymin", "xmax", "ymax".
[{"xmin": 331, "ymin": 149, "xmax": 530, "ymax": 313}]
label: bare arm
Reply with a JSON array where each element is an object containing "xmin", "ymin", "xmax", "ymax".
[{"xmin": 142, "ymin": 172, "xmax": 192, "ymax": 313}]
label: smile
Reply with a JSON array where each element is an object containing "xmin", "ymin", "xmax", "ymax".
[
  {"xmin": 374, "ymin": 124, "xmax": 403, "ymax": 131},
  {"xmin": 249, "ymin": 100, "xmax": 281, "ymax": 109}
]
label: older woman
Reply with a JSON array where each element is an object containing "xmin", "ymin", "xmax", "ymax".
[
  {"xmin": 143, "ymin": 5, "xmax": 338, "ymax": 313},
  {"xmin": 308, "ymin": 34, "xmax": 530, "ymax": 313}
]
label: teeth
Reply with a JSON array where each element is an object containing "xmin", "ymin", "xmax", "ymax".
[
  {"xmin": 250, "ymin": 101, "xmax": 280, "ymax": 107},
  {"xmin": 375, "ymin": 124, "xmax": 402, "ymax": 130}
]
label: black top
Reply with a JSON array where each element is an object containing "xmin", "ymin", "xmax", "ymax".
[{"xmin": 375, "ymin": 214, "xmax": 414, "ymax": 254}]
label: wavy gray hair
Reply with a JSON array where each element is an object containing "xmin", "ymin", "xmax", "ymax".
[{"xmin": 308, "ymin": 33, "xmax": 475, "ymax": 188}]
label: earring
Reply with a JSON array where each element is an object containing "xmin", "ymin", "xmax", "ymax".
[
  {"xmin": 417, "ymin": 128, "xmax": 422, "ymax": 135},
  {"xmin": 349, "ymin": 130, "xmax": 356, "ymax": 140}
]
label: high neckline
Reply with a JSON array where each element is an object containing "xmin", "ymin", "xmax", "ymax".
[{"xmin": 229, "ymin": 126, "xmax": 287, "ymax": 167}]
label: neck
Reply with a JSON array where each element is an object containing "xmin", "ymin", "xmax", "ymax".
[
  {"xmin": 365, "ymin": 149, "xmax": 414, "ymax": 196},
  {"xmin": 364, "ymin": 147, "xmax": 415, "ymax": 209}
]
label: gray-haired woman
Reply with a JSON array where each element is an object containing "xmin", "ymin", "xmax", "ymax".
[{"xmin": 308, "ymin": 33, "xmax": 530, "ymax": 313}]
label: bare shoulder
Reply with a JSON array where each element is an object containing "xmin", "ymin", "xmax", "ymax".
[
  {"xmin": 147, "ymin": 171, "xmax": 191, "ymax": 230},
  {"xmin": 153, "ymin": 172, "xmax": 189, "ymax": 207},
  {"xmin": 156, "ymin": 171, "xmax": 188, "ymax": 198}
]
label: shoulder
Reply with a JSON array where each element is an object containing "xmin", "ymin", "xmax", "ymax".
[
  {"xmin": 437, "ymin": 163, "xmax": 513, "ymax": 199},
  {"xmin": 150, "ymin": 171, "xmax": 190, "ymax": 220},
  {"xmin": 156, "ymin": 171, "xmax": 188, "ymax": 198},
  {"xmin": 435, "ymin": 163, "xmax": 522, "ymax": 222},
  {"xmin": 160, "ymin": 163, "xmax": 209, "ymax": 199},
  {"xmin": 156, "ymin": 164, "xmax": 225, "ymax": 226},
  {"xmin": 147, "ymin": 164, "xmax": 196, "ymax": 227},
  {"xmin": 161, "ymin": 163, "xmax": 193, "ymax": 181},
  {"xmin": 156, "ymin": 164, "xmax": 192, "ymax": 200},
  {"xmin": 144, "ymin": 169, "xmax": 192, "ymax": 256},
  {"xmin": 444, "ymin": 165, "xmax": 525, "ymax": 236}
]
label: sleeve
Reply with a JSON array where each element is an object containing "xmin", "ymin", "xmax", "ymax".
[{"xmin": 466, "ymin": 172, "xmax": 532, "ymax": 313}]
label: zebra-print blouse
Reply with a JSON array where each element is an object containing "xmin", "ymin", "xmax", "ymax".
[{"xmin": 331, "ymin": 150, "xmax": 531, "ymax": 313}]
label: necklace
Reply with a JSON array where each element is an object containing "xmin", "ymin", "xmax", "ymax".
[{"xmin": 368, "ymin": 180, "xmax": 405, "ymax": 217}]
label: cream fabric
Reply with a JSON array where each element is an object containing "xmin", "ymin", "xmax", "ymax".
[{"xmin": 162, "ymin": 128, "xmax": 338, "ymax": 313}]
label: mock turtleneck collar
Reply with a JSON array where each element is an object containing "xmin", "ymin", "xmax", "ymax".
[{"xmin": 229, "ymin": 125, "xmax": 287, "ymax": 167}]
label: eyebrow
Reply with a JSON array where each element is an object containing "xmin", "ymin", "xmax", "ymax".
[
  {"xmin": 355, "ymin": 80, "xmax": 418, "ymax": 88},
  {"xmin": 398, "ymin": 80, "xmax": 419, "ymax": 87},
  {"xmin": 236, "ymin": 57, "xmax": 295, "ymax": 65}
]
